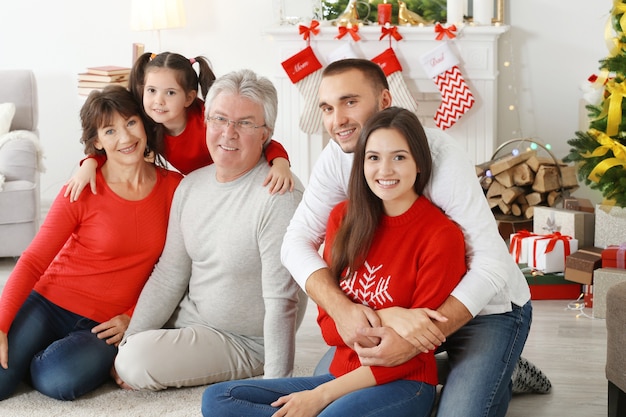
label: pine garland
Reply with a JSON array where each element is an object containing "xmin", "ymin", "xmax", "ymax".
[
  {"xmin": 565, "ymin": 2, "xmax": 626, "ymax": 207},
  {"xmin": 321, "ymin": 0, "xmax": 446, "ymax": 25}
]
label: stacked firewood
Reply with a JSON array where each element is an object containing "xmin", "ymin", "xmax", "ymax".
[{"xmin": 476, "ymin": 149, "xmax": 579, "ymax": 219}]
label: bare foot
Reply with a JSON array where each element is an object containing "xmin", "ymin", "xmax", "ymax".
[{"xmin": 110, "ymin": 366, "xmax": 135, "ymax": 390}]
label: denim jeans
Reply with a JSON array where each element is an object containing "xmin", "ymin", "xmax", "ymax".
[
  {"xmin": 202, "ymin": 374, "xmax": 435, "ymax": 417},
  {"xmin": 436, "ymin": 301, "xmax": 532, "ymax": 417},
  {"xmin": 0, "ymin": 291, "xmax": 118, "ymax": 401},
  {"xmin": 313, "ymin": 301, "xmax": 532, "ymax": 417}
]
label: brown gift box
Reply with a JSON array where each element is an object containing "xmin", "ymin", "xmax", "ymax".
[
  {"xmin": 564, "ymin": 247, "xmax": 604, "ymax": 284},
  {"xmin": 563, "ymin": 197, "xmax": 595, "ymax": 213}
]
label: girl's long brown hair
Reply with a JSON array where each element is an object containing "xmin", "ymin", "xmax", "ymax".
[{"xmin": 329, "ymin": 107, "xmax": 433, "ymax": 280}]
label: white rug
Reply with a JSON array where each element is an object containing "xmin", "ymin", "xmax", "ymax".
[{"xmin": 2, "ymin": 365, "xmax": 314, "ymax": 416}]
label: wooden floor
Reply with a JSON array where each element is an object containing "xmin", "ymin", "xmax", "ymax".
[{"xmin": 0, "ymin": 257, "xmax": 608, "ymax": 416}]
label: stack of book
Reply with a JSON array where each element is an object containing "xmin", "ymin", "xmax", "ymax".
[{"xmin": 78, "ymin": 66, "xmax": 131, "ymax": 96}]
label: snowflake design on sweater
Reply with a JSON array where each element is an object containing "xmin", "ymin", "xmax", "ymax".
[{"xmin": 340, "ymin": 261, "xmax": 393, "ymax": 308}]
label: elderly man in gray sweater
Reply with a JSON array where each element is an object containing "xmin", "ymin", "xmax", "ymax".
[{"xmin": 114, "ymin": 69, "xmax": 307, "ymax": 390}]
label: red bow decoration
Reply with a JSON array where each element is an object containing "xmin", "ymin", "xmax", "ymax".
[
  {"xmin": 509, "ymin": 230, "xmax": 537, "ymax": 264},
  {"xmin": 299, "ymin": 20, "xmax": 320, "ymax": 43},
  {"xmin": 434, "ymin": 23, "xmax": 457, "ymax": 40},
  {"xmin": 336, "ymin": 25, "xmax": 361, "ymax": 42},
  {"xmin": 531, "ymin": 232, "xmax": 573, "ymax": 267},
  {"xmin": 380, "ymin": 26, "xmax": 403, "ymax": 42}
]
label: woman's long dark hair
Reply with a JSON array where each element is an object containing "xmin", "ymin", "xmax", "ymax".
[{"xmin": 329, "ymin": 107, "xmax": 433, "ymax": 280}]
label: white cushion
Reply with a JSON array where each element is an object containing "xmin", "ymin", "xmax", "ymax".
[
  {"xmin": 0, "ymin": 103, "xmax": 16, "ymax": 135},
  {"xmin": 0, "ymin": 133, "xmax": 38, "ymax": 182}
]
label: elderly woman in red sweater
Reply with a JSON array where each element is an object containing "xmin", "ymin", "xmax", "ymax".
[{"xmin": 0, "ymin": 85, "xmax": 182, "ymax": 401}]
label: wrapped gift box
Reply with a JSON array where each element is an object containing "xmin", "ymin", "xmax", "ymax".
[
  {"xmin": 498, "ymin": 218, "xmax": 533, "ymax": 241},
  {"xmin": 595, "ymin": 204, "xmax": 626, "ymax": 248},
  {"xmin": 601, "ymin": 244, "xmax": 626, "ymax": 269},
  {"xmin": 527, "ymin": 234, "xmax": 578, "ymax": 274},
  {"xmin": 564, "ymin": 247, "xmax": 604, "ymax": 284},
  {"xmin": 524, "ymin": 269, "xmax": 582, "ymax": 300},
  {"xmin": 509, "ymin": 231, "xmax": 538, "ymax": 264},
  {"xmin": 533, "ymin": 206, "xmax": 595, "ymax": 247},
  {"xmin": 592, "ymin": 267, "xmax": 626, "ymax": 318}
]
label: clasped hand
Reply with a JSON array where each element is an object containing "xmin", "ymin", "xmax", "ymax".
[{"xmin": 335, "ymin": 303, "xmax": 448, "ymax": 367}]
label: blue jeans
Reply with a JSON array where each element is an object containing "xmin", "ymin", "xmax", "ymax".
[
  {"xmin": 202, "ymin": 374, "xmax": 435, "ymax": 417},
  {"xmin": 436, "ymin": 301, "xmax": 532, "ymax": 417},
  {"xmin": 0, "ymin": 291, "xmax": 118, "ymax": 401},
  {"xmin": 314, "ymin": 301, "xmax": 532, "ymax": 417}
]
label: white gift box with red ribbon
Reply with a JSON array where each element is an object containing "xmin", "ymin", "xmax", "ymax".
[
  {"xmin": 527, "ymin": 233, "xmax": 579, "ymax": 273},
  {"xmin": 509, "ymin": 231, "xmax": 538, "ymax": 264}
]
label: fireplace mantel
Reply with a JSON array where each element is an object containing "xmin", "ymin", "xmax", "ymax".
[{"xmin": 266, "ymin": 24, "xmax": 509, "ymax": 185}]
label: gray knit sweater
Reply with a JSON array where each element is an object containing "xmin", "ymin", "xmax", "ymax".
[{"xmin": 125, "ymin": 159, "xmax": 304, "ymax": 378}]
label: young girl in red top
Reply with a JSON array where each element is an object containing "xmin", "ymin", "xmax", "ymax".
[
  {"xmin": 200, "ymin": 107, "xmax": 467, "ymax": 417},
  {"xmin": 66, "ymin": 52, "xmax": 293, "ymax": 200}
]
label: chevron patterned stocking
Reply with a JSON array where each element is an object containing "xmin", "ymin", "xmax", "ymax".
[
  {"xmin": 433, "ymin": 65, "xmax": 475, "ymax": 130},
  {"xmin": 420, "ymin": 42, "xmax": 475, "ymax": 130}
]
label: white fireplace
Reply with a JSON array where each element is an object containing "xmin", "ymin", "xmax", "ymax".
[{"xmin": 265, "ymin": 24, "xmax": 509, "ymax": 185}]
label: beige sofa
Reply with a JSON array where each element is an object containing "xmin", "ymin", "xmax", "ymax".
[
  {"xmin": 0, "ymin": 69, "xmax": 41, "ymax": 257},
  {"xmin": 606, "ymin": 280, "xmax": 626, "ymax": 417}
]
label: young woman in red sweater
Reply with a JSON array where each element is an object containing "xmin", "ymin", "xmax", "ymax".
[
  {"xmin": 65, "ymin": 52, "xmax": 293, "ymax": 201},
  {"xmin": 201, "ymin": 107, "xmax": 467, "ymax": 417},
  {"xmin": 0, "ymin": 86, "xmax": 183, "ymax": 401}
]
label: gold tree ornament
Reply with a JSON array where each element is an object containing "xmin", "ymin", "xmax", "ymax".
[{"xmin": 398, "ymin": 0, "xmax": 432, "ymax": 26}]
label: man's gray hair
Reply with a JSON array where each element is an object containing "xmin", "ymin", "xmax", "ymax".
[{"xmin": 205, "ymin": 69, "xmax": 278, "ymax": 141}]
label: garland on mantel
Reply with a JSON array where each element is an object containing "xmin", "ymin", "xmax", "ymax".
[
  {"xmin": 322, "ymin": 0, "xmax": 446, "ymax": 25},
  {"xmin": 565, "ymin": 1, "xmax": 626, "ymax": 207}
]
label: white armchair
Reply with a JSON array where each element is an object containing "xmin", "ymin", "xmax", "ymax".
[{"xmin": 0, "ymin": 69, "xmax": 42, "ymax": 257}]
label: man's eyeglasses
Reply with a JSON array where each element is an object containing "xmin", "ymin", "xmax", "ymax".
[{"xmin": 206, "ymin": 115, "xmax": 266, "ymax": 132}]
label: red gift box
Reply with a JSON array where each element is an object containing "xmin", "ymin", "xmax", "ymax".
[
  {"xmin": 601, "ymin": 244, "xmax": 626, "ymax": 269},
  {"xmin": 528, "ymin": 284, "xmax": 582, "ymax": 300}
]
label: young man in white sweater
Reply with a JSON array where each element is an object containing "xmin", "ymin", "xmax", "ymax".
[
  {"xmin": 114, "ymin": 69, "xmax": 306, "ymax": 390},
  {"xmin": 281, "ymin": 58, "xmax": 532, "ymax": 417}
]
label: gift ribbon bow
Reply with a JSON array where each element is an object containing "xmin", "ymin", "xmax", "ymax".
[
  {"xmin": 435, "ymin": 23, "xmax": 457, "ymax": 40},
  {"xmin": 531, "ymin": 232, "xmax": 573, "ymax": 268},
  {"xmin": 299, "ymin": 20, "xmax": 320, "ymax": 44},
  {"xmin": 582, "ymin": 129, "xmax": 626, "ymax": 182},
  {"xmin": 380, "ymin": 26, "xmax": 403, "ymax": 42},
  {"xmin": 336, "ymin": 25, "xmax": 361, "ymax": 42},
  {"xmin": 509, "ymin": 230, "xmax": 536, "ymax": 263}
]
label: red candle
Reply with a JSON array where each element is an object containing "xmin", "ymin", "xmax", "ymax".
[{"xmin": 378, "ymin": 2, "xmax": 392, "ymax": 26}]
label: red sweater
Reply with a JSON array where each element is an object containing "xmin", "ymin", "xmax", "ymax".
[
  {"xmin": 87, "ymin": 99, "xmax": 289, "ymax": 175},
  {"xmin": 320, "ymin": 196, "xmax": 467, "ymax": 386},
  {"xmin": 0, "ymin": 167, "xmax": 182, "ymax": 334}
]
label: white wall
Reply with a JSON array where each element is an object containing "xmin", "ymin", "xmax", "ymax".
[{"xmin": 0, "ymin": 0, "xmax": 611, "ymax": 207}]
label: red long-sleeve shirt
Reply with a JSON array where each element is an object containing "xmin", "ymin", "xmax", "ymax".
[
  {"xmin": 0, "ymin": 167, "xmax": 182, "ymax": 334},
  {"xmin": 319, "ymin": 196, "xmax": 467, "ymax": 386}
]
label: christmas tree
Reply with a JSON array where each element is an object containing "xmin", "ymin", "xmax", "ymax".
[{"xmin": 565, "ymin": 2, "xmax": 626, "ymax": 207}]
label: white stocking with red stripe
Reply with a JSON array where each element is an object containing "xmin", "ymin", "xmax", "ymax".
[
  {"xmin": 420, "ymin": 42, "xmax": 475, "ymax": 130},
  {"xmin": 433, "ymin": 65, "xmax": 475, "ymax": 129}
]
